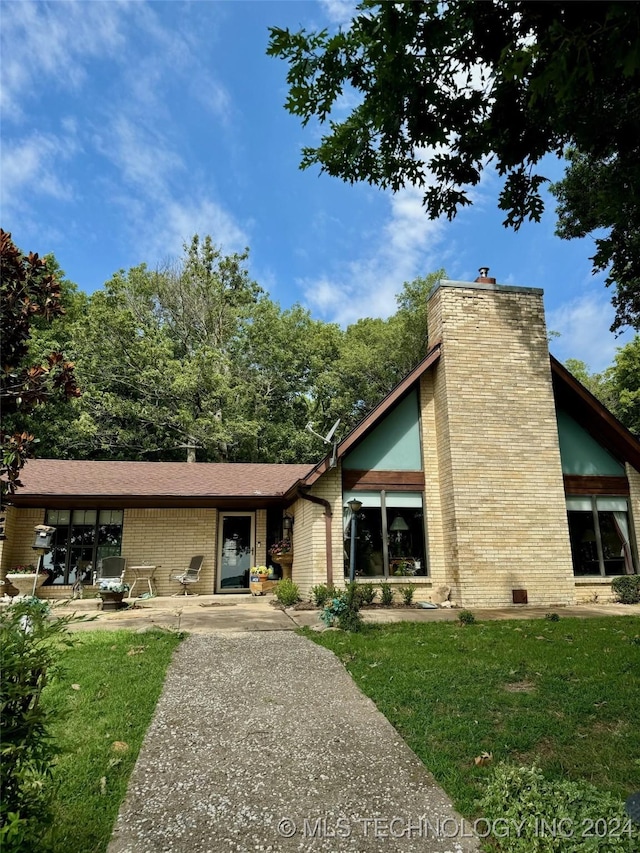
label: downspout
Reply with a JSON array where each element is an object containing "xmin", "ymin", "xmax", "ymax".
[{"xmin": 296, "ymin": 488, "xmax": 333, "ymax": 586}]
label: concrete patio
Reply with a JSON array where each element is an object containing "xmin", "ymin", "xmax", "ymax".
[{"xmin": 49, "ymin": 591, "xmax": 640, "ymax": 634}]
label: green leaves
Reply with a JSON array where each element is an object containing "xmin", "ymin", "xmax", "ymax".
[{"xmin": 268, "ymin": 2, "xmax": 640, "ymax": 332}]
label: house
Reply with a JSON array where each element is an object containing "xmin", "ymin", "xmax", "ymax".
[{"xmin": 2, "ymin": 274, "xmax": 639, "ymax": 606}]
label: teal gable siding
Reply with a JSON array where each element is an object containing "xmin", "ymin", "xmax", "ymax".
[
  {"xmin": 556, "ymin": 409, "xmax": 625, "ymax": 476},
  {"xmin": 343, "ymin": 390, "xmax": 422, "ymax": 471}
]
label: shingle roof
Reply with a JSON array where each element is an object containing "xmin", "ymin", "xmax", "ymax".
[{"xmin": 12, "ymin": 459, "xmax": 313, "ymax": 499}]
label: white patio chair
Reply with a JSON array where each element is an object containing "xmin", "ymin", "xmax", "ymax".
[
  {"xmin": 93, "ymin": 556, "xmax": 126, "ymax": 587},
  {"xmin": 172, "ymin": 555, "xmax": 205, "ymax": 595}
]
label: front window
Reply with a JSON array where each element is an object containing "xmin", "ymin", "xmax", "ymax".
[
  {"xmin": 44, "ymin": 509, "xmax": 124, "ymax": 584},
  {"xmin": 566, "ymin": 497, "xmax": 636, "ymax": 576},
  {"xmin": 344, "ymin": 491, "xmax": 427, "ymax": 578}
]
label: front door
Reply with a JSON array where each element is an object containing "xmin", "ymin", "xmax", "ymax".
[{"xmin": 217, "ymin": 512, "xmax": 255, "ymax": 592}]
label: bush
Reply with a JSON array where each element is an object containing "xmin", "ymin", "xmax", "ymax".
[
  {"xmin": 481, "ymin": 763, "xmax": 639, "ymax": 852},
  {"xmin": 311, "ymin": 584, "xmax": 336, "ymax": 608},
  {"xmin": 380, "ymin": 582, "xmax": 394, "ymax": 606},
  {"xmin": 274, "ymin": 578, "xmax": 300, "ymax": 607},
  {"xmin": 357, "ymin": 582, "xmax": 376, "ymax": 605},
  {"xmin": 611, "ymin": 575, "xmax": 640, "ymax": 604},
  {"xmin": 320, "ymin": 582, "xmax": 363, "ymax": 632},
  {"xmin": 1, "ymin": 598, "xmax": 76, "ymax": 852},
  {"xmin": 399, "ymin": 585, "xmax": 415, "ymax": 605},
  {"xmin": 458, "ymin": 610, "xmax": 476, "ymax": 625}
]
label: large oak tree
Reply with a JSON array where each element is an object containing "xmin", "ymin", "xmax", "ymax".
[{"xmin": 268, "ymin": 1, "xmax": 640, "ymax": 332}]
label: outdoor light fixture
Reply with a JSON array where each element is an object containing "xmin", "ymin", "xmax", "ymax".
[
  {"xmin": 283, "ymin": 514, "xmax": 293, "ymax": 535},
  {"xmin": 347, "ymin": 499, "xmax": 362, "ymax": 582}
]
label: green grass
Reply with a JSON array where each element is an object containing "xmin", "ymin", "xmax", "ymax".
[
  {"xmin": 40, "ymin": 629, "xmax": 182, "ymax": 853},
  {"xmin": 305, "ymin": 617, "xmax": 640, "ymax": 817}
]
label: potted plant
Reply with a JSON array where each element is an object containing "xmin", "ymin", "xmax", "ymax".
[
  {"xmin": 98, "ymin": 579, "xmax": 130, "ymax": 611},
  {"xmin": 5, "ymin": 564, "xmax": 49, "ymax": 597},
  {"xmin": 269, "ymin": 540, "xmax": 293, "ymax": 580},
  {"xmin": 250, "ymin": 565, "xmax": 270, "ymax": 580}
]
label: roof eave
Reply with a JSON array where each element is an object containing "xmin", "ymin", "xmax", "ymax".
[
  {"xmin": 285, "ymin": 343, "xmax": 441, "ymax": 498},
  {"xmin": 550, "ymin": 355, "xmax": 640, "ymax": 471}
]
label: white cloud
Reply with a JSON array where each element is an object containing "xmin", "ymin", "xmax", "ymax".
[
  {"xmin": 144, "ymin": 198, "xmax": 249, "ymax": 265},
  {"xmin": 0, "ymin": 0, "xmax": 127, "ymax": 120},
  {"xmin": 319, "ymin": 0, "xmax": 358, "ymax": 26},
  {"xmin": 0, "ymin": 131, "xmax": 80, "ymax": 214},
  {"xmin": 301, "ymin": 184, "xmax": 446, "ymax": 325},
  {"xmin": 547, "ymin": 292, "xmax": 634, "ymax": 372}
]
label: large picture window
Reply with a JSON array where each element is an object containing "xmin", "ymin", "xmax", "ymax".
[
  {"xmin": 344, "ymin": 491, "xmax": 427, "ymax": 578},
  {"xmin": 43, "ymin": 509, "xmax": 124, "ymax": 585},
  {"xmin": 566, "ymin": 497, "xmax": 636, "ymax": 577}
]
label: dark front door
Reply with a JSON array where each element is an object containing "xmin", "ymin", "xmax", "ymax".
[{"xmin": 217, "ymin": 513, "xmax": 254, "ymax": 592}]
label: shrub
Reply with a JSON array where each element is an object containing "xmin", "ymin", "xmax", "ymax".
[
  {"xmin": 611, "ymin": 575, "xmax": 640, "ymax": 604},
  {"xmin": 320, "ymin": 583, "xmax": 363, "ymax": 632},
  {"xmin": 337, "ymin": 583, "xmax": 363, "ymax": 632},
  {"xmin": 357, "ymin": 582, "xmax": 376, "ymax": 606},
  {"xmin": 458, "ymin": 610, "xmax": 475, "ymax": 625},
  {"xmin": 481, "ymin": 763, "xmax": 639, "ymax": 852},
  {"xmin": 0, "ymin": 599, "xmax": 77, "ymax": 852},
  {"xmin": 274, "ymin": 578, "xmax": 300, "ymax": 607},
  {"xmin": 311, "ymin": 584, "xmax": 336, "ymax": 608},
  {"xmin": 399, "ymin": 585, "xmax": 415, "ymax": 605},
  {"xmin": 380, "ymin": 582, "xmax": 394, "ymax": 606}
]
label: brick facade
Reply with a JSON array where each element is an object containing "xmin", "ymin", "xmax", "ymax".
[
  {"xmin": 2, "ymin": 281, "xmax": 636, "ymax": 608},
  {"xmin": 424, "ymin": 281, "xmax": 576, "ymax": 607}
]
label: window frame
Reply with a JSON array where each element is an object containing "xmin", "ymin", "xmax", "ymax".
[
  {"xmin": 44, "ymin": 508, "xmax": 124, "ymax": 585},
  {"xmin": 343, "ymin": 490, "xmax": 428, "ymax": 579},
  {"xmin": 566, "ymin": 495, "xmax": 637, "ymax": 577}
]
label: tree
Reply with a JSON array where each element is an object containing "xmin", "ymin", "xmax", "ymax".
[
  {"xmin": 610, "ymin": 337, "xmax": 640, "ymax": 436},
  {"xmin": 0, "ymin": 230, "xmax": 79, "ymax": 502},
  {"xmin": 564, "ymin": 336, "xmax": 640, "ymax": 437},
  {"xmin": 268, "ymin": 1, "xmax": 640, "ymax": 331}
]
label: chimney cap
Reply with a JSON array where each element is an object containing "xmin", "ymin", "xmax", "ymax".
[{"xmin": 475, "ymin": 266, "xmax": 496, "ymax": 284}]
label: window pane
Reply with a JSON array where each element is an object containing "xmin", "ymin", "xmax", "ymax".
[
  {"xmin": 598, "ymin": 511, "xmax": 627, "ymax": 575},
  {"xmin": 596, "ymin": 498, "xmax": 628, "ymax": 512},
  {"xmin": 567, "ymin": 511, "xmax": 601, "ymax": 575},
  {"xmin": 72, "ymin": 509, "xmax": 96, "ymax": 525},
  {"xmin": 388, "ymin": 506, "xmax": 426, "ymax": 576},
  {"xmin": 566, "ymin": 497, "xmax": 593, "ymax": 511},
  {"xmin": 43, "ymin": 522, "xmax": 70, "ymax": 585},
  {"xmin": 346, "ymin": 507, "xmax": 384, "ymax": 577},
  {"xmin": 386, "ymin": 492, "xmax": 423, "ymax": 508},
  {"xmin": 343, "ymin": 491, "xmax": 381, "ymax": 508}
]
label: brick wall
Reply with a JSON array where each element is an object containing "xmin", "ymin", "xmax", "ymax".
[
  {"xmin": 1, "ymin": 506, "xmax": 45, "ymax": 595},
  {"xmin": 121, "ymin": 508, "xmax": 217, "ymax": 595},
  {"xmin": 290, "ymin": 465, "xmax": 344, "ymax": 599},
  {"xmin": 426, "ymin": 281, "xmax": 576, "ymax": 607}
]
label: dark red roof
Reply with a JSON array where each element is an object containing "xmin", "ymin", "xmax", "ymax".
[{"xmin": 12, "ymin": 459, "xmax": 313, "ymax": 500}]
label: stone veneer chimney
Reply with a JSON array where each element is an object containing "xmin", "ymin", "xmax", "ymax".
[{"xmin": 425, "ymin": 276, "xmax": 575, "ymax": 607}]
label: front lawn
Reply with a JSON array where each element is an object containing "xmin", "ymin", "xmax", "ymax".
[
  {"xmin": 306, "ymin": 617, "xmax": 640, "ymax": 817},
  {"xmin": 40, "ymin": 629, "xmax": 182, "ymax": 853}
]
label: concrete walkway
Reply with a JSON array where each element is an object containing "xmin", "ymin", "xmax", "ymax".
[
  {"xmin": 58, "ymin": 596, "xmax": 637, "ymax": 851},
  {"xmin": 107, "ymin": 632, "xmax": 480, "ymax": 853},
  {"xmin": 54, "ymin": 592, "xmax": 640, "ymax": 634}
]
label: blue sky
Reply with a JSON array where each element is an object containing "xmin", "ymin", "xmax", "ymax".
[{"xmin": 1, "ymin": 0, "xmax": 633, "ymax": 371}]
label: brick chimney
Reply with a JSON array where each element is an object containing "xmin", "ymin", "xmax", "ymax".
[{"xmin": 424, "ymin": 272, "xmax": 575, "ymax": 607}]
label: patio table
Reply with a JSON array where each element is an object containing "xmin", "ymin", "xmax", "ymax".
[{"xmin": 129, "ymin": 564, "xmax": 160, "ymax": 598}]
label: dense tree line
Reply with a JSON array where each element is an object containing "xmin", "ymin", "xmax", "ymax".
[
  {"xmin": 3, "ymin": 234, "xmax": 442, "ymax": 464},
  {"xmin": 4, "ymin": 231, "xmax": 638, "ymax": 476}
]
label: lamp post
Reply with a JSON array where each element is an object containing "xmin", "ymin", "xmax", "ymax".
[{"xmin": 347, "ymin": 499, "xmax": 362, "ymax": 583}]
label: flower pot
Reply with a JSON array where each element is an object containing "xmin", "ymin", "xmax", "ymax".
[
  {"xmin": 272, "ymin": 552, "xmax": 293, "ymax": 580},
  {"xmin": 100, "ymin": 591, "xmax": 127, "ymax": 611},
  {"xmin": 5, "ymin": 573, "xmax": 47, "ymax": 597}
]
